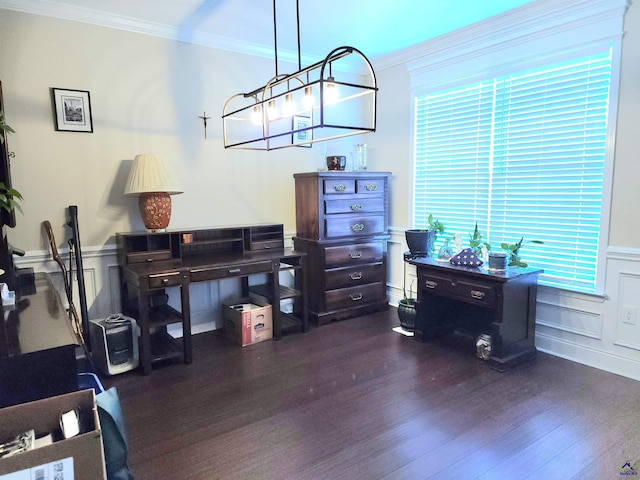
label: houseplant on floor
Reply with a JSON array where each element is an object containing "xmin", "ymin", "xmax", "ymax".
[{"xmin": 398, "ymin": 279, "xmax": 416, "ymax": 331}]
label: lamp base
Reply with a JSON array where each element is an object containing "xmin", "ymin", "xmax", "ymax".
[{"xmin": 138, "ymin": 192, "xmax": 172, "ymax": 232}]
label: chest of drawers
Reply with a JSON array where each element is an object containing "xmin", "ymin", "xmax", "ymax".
[{"xmin": 293, "ymin": 171, "xmax": 391, "ymax": 325}]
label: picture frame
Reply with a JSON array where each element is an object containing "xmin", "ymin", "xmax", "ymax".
[
  {"xmin": 51, "ymin": 88, "xmax": 93, "ymax": 133},
  {"xmin": 292, "ymin": 115, "xmax": 312, "ymax": 147}
]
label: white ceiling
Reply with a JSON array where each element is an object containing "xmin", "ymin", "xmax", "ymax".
[{"xmin": 0, "ymin": 0, "xmax": 534, "ymax": 66}]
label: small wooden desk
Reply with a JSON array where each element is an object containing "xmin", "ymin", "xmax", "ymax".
[
  {"xmin": 0, "ymin": 273, "xmax": 79, "ymax": 407},
  {"xmin": 406, "ymin": 256, "xmax": 542, "ymax": 371},
  {"xmin": 117, "ymin": 225, "xmax": 308, "ymax": 375}
]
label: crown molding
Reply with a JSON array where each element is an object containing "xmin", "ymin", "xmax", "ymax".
[{"xmin": 372, "ymin": 0, "xmax": 628, "ymax": 72}]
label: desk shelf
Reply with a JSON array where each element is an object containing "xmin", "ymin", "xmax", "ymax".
[{"xmin": 149, "ymin": 330, "xmax": 184, "ymax": 364}]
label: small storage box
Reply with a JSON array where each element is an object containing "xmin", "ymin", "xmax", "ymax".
[
  {"xmin": 223, "ymin": 296, "xmax": 273, "ymax": 347},
  {"xmin": 0, "ymin": 389, "xmax": 106, "ymax": 479}
]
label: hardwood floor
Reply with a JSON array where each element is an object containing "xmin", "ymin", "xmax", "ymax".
[{"xmin": 104, "ymin": 308, "xmax": 640, "ymax": 479}]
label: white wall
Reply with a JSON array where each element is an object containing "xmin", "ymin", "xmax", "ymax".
[{"xmin": 3, "ymin": 2, "xmax": 640, "ymax": 380}]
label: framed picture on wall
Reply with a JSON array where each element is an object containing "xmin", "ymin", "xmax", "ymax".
[
  {"xmin": 292, "ymin": 115, "xmax": 312, "ymax": 147},
  {"xmin": 51, "ymin": 88, "xmax": 93, "ymax": 133}
]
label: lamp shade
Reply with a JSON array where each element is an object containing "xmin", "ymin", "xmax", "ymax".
[{"xmin": 124, "ymin": 154, "xmax": 183, "ymax": 195}]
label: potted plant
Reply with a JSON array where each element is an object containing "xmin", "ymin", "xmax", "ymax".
[
  {"xmin": 398, "ymin": 278, "xmax": 416, "ymax": 331},
  {"xmin": 405, "ymin": 214, "xmax": 445, "ymax": 257},
  {"xmin": 500, "ymin": 237, "xmax": 544, "ymax": 267},
  {"xmin": 0, "ymin": 110, "xmax": 22, "ymax": 215},
  {"xmin": 469, "ymin": 222, "xmax": 491, "ymax": 257}
]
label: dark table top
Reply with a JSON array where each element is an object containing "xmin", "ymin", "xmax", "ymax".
[{"xmin": 0, "ymin": 272, "xmax": 78, "ymax": 357}]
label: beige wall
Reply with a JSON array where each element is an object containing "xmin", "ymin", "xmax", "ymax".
[
  {"xmin": 0, "ymin": 10, "xmax": 358, "ymax": 251},
  {"xmin": 610, "ymin": 0, "xmax": 640, "ymax": 247}
]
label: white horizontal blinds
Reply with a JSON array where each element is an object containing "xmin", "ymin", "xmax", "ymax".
[
  {"xmin": 490, "ymin": 51, "xmax": 611, "ymax": 291},
  {"xmin": 414, "ymin": 49, "xmax": 612, "ymax": 292},
  {"xmin": 414, "ymin": 81, "xmax": 494, "ymax": 246}
]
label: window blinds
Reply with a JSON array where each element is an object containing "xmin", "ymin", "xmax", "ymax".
[{"xmin": 413, "ymin": 49, "xmax": 612, "ymax": 292}]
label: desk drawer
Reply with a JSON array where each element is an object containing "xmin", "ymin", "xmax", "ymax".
[
  {"xmin": 127, "ymin": 250, "xmax": 172, "ymax": 264},
  {"xmin": 325, "ymin": 263, "xmax": 385, "ymax": 289},
  {"xmin": 148, "ymin": 271, "xmax": 183, "ymax": 289},
  {"xmin": 324, "ymin": 197, "xmax": 384, "ymax": 215},
  {"xmin": 190, "ymin": 260, "xmax": 273, "ymax": 281},
  {"xmin": 419, "ymin": 271, "xmax": 496, "ymax": 306},
  {"xmin": 325, "ymin": 214, "xmax": 385, "ymax": 239},
  {"xmin": 324, "ymin": 241, "xmax": 384, "ymax": 268},
  {"xmin": 325, "ymin": 282, "xmax": 386, "ymax": 310}
]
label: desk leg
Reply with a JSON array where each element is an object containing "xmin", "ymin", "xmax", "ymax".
[
  {"xmin": 137, "ymin": 286, "xmax": 152, "ymax": 375},
  {"xmin": 181, "ymin": 276, "xmax": 192, "ymax": 364},
  {"xmin": 272, "ymin": 260, "xmax": 281, "ymax": 341}
]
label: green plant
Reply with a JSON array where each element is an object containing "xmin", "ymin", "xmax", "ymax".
[
  {"xmin": 0, "ymin": 111, "xmax": 22, "ymax": 215},
  {"xmin": 500, "ymin": 237, "xmax": 544, "ymax": 267},
  {"xmin": 469, "ymin": 222, "xmax": 491, "ymax": 256},
  {"xmin": 427, "ymin": 214, "xmax": 445, "ymax": 239},
  {"xmin": 403, "ymin": 278, "xmax": 415, "ymax": 301}
]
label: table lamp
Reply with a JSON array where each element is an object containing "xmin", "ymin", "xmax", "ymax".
[{"xmin": 124, "ymin": 153, "xmax": 183, "ymax": 232}]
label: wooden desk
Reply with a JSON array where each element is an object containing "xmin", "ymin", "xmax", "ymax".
[
  {"xmin": 0, "ymin": 273, "xmax": 79, "ymax": 407},
  {"xmin": 117, "ymin": 225, "xmax": 308, "ymax": 375},
  {"xmin": 406, "ymin": 256, "xmax": 542, "ymax": 371}
]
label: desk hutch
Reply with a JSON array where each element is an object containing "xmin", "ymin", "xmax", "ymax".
[{"xmin": 117, "ymin": 224, "xmax": 307, "ymax": 374}]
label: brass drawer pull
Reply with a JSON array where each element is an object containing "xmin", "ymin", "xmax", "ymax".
[
  {"xmin": 351, "ymin": 223, "xmax": 365, "ymax": 232},
  {"xmin": 350, "ymin": 203, "xmax": 363, "ymax": 211},
  {"xmin": 161, "ymin": 278, "xmax": 169, "ymax": 284},
  {"xmin": 365, "ymin": 183, "xmax": 378, "ymax": 191},
  {"xmin": 471, "ymin": 290, "xmax": 485, "ymax": 300},
  {"xmin": 425, "ymin": 280, "xmax": 438, "ymax": 289},
  {"xmin": 334, "ymin": 184, "xmax": 347, "ymax": 192},
  {"xmin": 350, "ymin": 251, "xmax": 362, "ymax": 259},
  {"xmin": 349, "ymin": 293, "xmax": 363, "ymax": 301},
  {"xmin": 350, "ymin": 272, "xmax": 363, "ymax": 280},
  {"xmin": 228, "ymin": 268, "xmax": 241, "ymax": 274}
]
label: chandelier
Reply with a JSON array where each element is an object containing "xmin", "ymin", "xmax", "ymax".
[{"xmin": 222, "ymin": 0, "xmax": 377, "ymax": 150}]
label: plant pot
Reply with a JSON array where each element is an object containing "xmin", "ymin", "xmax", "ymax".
[
  {"xmin": 405, "ymin": 229, "xmax": 436, "ymax": 257},
  {"xmin": 398, "ymin": 298, "xmax": 417, "ymax": 331}
]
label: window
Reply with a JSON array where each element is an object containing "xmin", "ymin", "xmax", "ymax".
[{"xmin": 413, "ymin": 49, "xmax": 613, "ymax": 293}]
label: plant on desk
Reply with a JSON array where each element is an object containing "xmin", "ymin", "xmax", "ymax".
[
  {"xmin": 500, "ymin": 237, "xmax": 544, "ymax": 268},
  {"xmin": 405, "ymin": 214, "xmax": 445, "ymax": 257}
]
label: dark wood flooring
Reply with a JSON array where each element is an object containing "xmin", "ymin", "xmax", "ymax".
[{"xmin": 104, "ymin": 308, "xmax": 640, "ymax": 480}]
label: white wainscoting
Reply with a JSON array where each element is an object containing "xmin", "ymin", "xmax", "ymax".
[
  {"xmin": 387, "ymin": 226, "xmax": 640, "ymax": 382},
  {"xmin": 17, "ymin": 229, "xmax": 640, "ymax": 381}
]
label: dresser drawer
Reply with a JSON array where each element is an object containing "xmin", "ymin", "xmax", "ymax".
[
  {"xmin": 324, "ymin": 178, "xmax": 355, "ymax": 195},
  {"xmin": 249, "ymin": 239, "xmax": 284, "ymax": 251},
  {"xmin": 324, "ymin": 197, "xmax": 384, "ymax": 215},
  {"xmin": 190, "ymin": 260, "xmax": 273, "ymax": 282},
  {"xmin": 419, "ymin": 271, "xmax": 496, "ymax": 307},
  {"xmin": 324, "ymin": 241, "xmax": 384, "ymax": 268},
  {"xmin": 148, "ymin": 271, "xmax": 183, "ymax": 289},
  {"xmin": 356, "ymin": 178, "xmax": 385, "ymax": 194},
  {"xmin": 127, "ymin": 249, "xmax": 172, "ymax": 264},
  {"xmin": 325, "ymin": 282, "xmax": 386, "ymax": 311},
  {"xmin": 325, "ymin": 263, "xmax": 385, "ymax": 289},
  {"xmin": 325, "ymin": 214, "xmax": 385, "ymax": 239}
]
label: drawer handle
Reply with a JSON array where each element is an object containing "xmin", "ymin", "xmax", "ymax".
[
  {"xmin": 350, "ymin": 203, "xmax": 363, "ymax": 211},
  {"xmin": 349, "ymin": 293, "xmax": 363, "ymax": 301},
  {"xmin": 350, "ymin": 251, "xmax": 362, "ymax": 259},
  {"xmin": 350, "ymin": 272, "xmax": 363, "ymax": 280},
  {"xmin": 161, "ymin": 278, "xmax": 169, "ymax": 284},
  {"xmin": 228, "ymin": 268, "xmax": 242, "ymax": 274},
  {"xmin": 146, "ymin": 258, "xmax": 154, "ymax": 262},
  {"xmin": 351, "ymin": 223, "xmax": 365, "ymax": 232},
  {"xmin": 425, "ymin": 280, "xmax": 438, "ymax": 289},
  {"xmin": 365, "ymin": 183, "xmax": 378, "ymax": 191},
  {"xmin": 334, "ymin": 184, "xmax": 347, "ymax": 192},
  {"xmin": 471, "ymin": 290, "xmax": 485, "ymax": 300}
]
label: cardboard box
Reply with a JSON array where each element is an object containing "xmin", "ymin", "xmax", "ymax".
[
  {"xmin": 0, "ymin": 389, "xmax": 106, "ymax": 479},
  {"xmin": 223, "ymin": 296, "xmax": 273, "ymax": 346}
]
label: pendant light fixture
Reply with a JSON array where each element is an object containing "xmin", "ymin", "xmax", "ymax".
[{"xmin": 222, "ymin": 0, "xmax": 377, "ymax": 150}]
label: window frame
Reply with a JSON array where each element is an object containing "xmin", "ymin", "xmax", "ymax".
[{"xmin": 407, "ymin": 0, "xmax": 626, "ymax": 295}]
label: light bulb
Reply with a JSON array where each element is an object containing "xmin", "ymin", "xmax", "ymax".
[
  {"xmin": 267, "ymin": 100, "xmax": 278, "ymax": 121},
  {"xmin": 325, "ymin": 77, "xmax": 339, "ymax": 104},
  {"xmin": 282, "ymin": 93, "xmax": 295, "ymax": 117},
  {"xmin": 251, "ymin": 106, "xmax": 262, "ymax": 125},
  {"xmin": 302, "ymin": 86, "xmax": 315, "ymax": 110}
]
